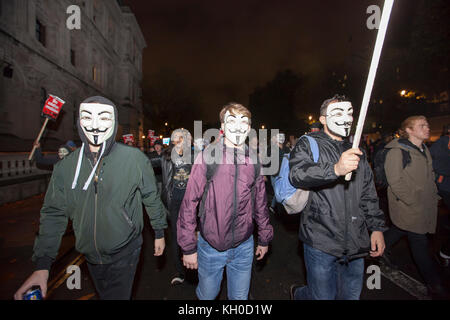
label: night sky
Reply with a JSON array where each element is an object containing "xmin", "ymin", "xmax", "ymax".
[{"xmin": 121, "ymin": 0, "xmax": 438, "ymax": 131}]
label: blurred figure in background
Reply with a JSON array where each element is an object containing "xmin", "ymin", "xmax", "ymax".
[
  {"xmin": 161, "ymin": 129, "xmax": 193, "ymax": 285},
  {"xmin": 267, "ymin": 132, "xmax": 290, "ymax": 213},
  {"xmin": 430, "ymin": 124, "xmax": 450, "ymax": 267},
  {"xmin": 148, "ymin": 140, "xmax": 164, "ymax": 191},
  {"xmin": 310, "ymin": 122, "xmax": 322, "ymax": 133},
  {"xmin": 32, "ymin": 140, "xmax": 77, "ymax": 167}
]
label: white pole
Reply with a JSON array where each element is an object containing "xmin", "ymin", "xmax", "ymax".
[{"xmin": 346, "ymin": 0, "xmax": 395, "ymax": 181}]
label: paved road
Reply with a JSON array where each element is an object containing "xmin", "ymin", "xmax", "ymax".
[{"xmin": 0, "ymin": 193, "xmax": 449, "ymax": 300}]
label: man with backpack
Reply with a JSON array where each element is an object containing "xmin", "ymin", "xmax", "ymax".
[
  {"xmin": 177, "ymin": 102, "xmax": 273, "ymax": 300},
  {"xmin": 383, "ymin": 116, "xmax": 448, "ymax": 299},
  {"xmin": 289, "ymin": 94, "xmax": 386, "ymax": 300}
]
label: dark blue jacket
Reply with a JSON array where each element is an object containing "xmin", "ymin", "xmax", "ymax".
[{"xmin": 430, "ymin": 135, "xmax": 450, "ymax": 192}]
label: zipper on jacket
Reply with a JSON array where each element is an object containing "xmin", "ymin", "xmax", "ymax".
[
  {"xmin": 342, "ymin": 182, "xmax": 349, "ymax": 265},
  {"xmin": 93, "ymin": 163, "xmax": 103, "ymax": 264},
  {"xmin": 232, "ymin": 148, "xmax": 238, "ymax": 247},
  {"xmin": 94, "ymin": 189, "xmax": 102, "ymax": 264},
  {"xmin": 122, "ymin": 208, "xmax": 136, "ymax": 231}
]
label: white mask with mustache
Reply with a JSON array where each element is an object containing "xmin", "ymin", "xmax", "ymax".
[
  {"xmin": 222, "ymin": 111, "xmax": 250, "ymax": 146},
  {"xmin": 277, "ymin": 133, "xmax": 285, "ymax": 144},
  {"xmin": 79, "ymin": 103, "xmax": 115, "ymax": 146},
  {"xmin": 326, "ymin": 102, "xmax": 353, "ymax": 137},
  {"xmin": 58, "ymin": 147, "xmax": 70, "ymax": 159}
]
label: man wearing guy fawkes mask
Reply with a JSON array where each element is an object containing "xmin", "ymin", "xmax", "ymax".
[
  {"xmin": 288, "ymin": 94, "xmax": 386, "ymax": 300},
  {"xmin": 15, "ymin": 96, "xmax": 167, "ymax": 300},
  {"xmin": 177, "ymin": 102, "xmax": 273, "ymax": 300}
]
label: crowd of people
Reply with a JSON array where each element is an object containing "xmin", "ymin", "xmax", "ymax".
[{"xmin": 13, "ymin": 94, "xmax": 450, "ymax": 300}]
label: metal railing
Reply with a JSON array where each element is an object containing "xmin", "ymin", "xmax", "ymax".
[{"xmin": 0, "ymin": 153, "xmax": 52, "ymax": 181}]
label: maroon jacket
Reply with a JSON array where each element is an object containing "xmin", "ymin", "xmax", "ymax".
[{"xmin": 177, "ymin": 144, "xmax": 273, "ymax": 254}]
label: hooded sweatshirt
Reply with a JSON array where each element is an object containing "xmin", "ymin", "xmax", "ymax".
[{"xmin": 32, "ymin": 96, "xmax": 167, "ymax": 270}]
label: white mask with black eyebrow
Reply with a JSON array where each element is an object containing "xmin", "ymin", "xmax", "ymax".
[
  {"xmin": 326, "ymin": 101, "xmax": 353, "ymax": 137},
  {"xmin": 79, "ymin": 103, "xmax": 115, "ymax": 146},
  {"xmin": 222, "ymin": 111, "xmax": 250, "ymax": 146}
]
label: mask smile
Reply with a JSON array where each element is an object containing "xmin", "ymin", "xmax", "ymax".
[{"xmin": 334, "ymin": 121, "xmax": 353, "ymax": 127}]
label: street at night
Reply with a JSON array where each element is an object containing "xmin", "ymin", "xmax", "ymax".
[
  {"xmin": 1, "ymin": 193, "xmax": 449, "ymax": 300},
  {"xmin": 1, "ymin": 0, "xmax": 449, "ymax": 312}
]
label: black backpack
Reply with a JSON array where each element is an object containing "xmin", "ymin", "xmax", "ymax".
[{"xmin": 373, "ymin": 146, "xmax": 411, "ymax": 189}]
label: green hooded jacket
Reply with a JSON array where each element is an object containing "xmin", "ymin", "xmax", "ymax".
[{"xmin": 32, "ymin": 96, "xmax": 167, "ymax": 269}]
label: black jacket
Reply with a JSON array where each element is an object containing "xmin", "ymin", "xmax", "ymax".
[
  {"xmin": 148, "ymin": 151, "xmax": 163, "ymax": 183},
  {"xmin": 289, "ymin": 131, "xmax": 386, "ymax": 261},
  {"xmin": 160, "ymin": 146, "xmax": 193, "ymax": 209},
  {"xmin": 161, "ymin": 147, "xmax": 174, "ymax": 208},
  {"xmin": 430, "ymin": 135, "xmax": 450, "ymax": 193}
]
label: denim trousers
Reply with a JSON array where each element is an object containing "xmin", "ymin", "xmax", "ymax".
[
  {"xmin": 293, "ymin": 243, "xmax": 364, "ymax": 300},
  {"xmin": 196, "ymin": 234, "xmax": 254, "ymax": 300}
]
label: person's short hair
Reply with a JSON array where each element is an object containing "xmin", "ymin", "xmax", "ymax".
[
  {"xmin": 154, "ymin": 140, "xmax": 163, "ymax": 147},
  {"xmin": 319, "ymin": 94, "xmax": 349, "ymax": 116},
  {"xmin": 219, "ymin": 102, "xmax": 252, "ymax": 124},
  {"xmin": 399, "ymin": 115, "xmax": 427, "ymax": 138}
]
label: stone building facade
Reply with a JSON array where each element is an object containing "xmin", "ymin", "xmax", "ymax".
[{"xmin": 0, "ymin": 0, "xmax": 146, "ymax": 151}]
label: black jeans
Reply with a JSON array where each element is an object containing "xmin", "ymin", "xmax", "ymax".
[
  {"xmin": 169, "ymin": 197, "xmax": 185, "ymax": 276},
  {"xmin": 384, "ymin": 225, "xmax": 441, "ymax": 287},
  {"xmin": 87, "ymin": 247, "xmax": 141, "ymax": 300}
]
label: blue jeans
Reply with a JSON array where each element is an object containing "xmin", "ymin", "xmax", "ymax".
[
  {"xmin": 293, "ymin": 244, "xmax": 364, "ymax": 300},
  {"xmin": 196, "ymin": 234, "xmax": 254, "ymax": 300}
]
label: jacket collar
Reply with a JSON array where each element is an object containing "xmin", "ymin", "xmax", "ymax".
[{"xmin": 312, "ymin": 131, "xmax": 351, "ymax": 148}]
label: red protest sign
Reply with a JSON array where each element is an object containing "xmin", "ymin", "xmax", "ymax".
[
  {"xmin": 41, "ymin": 95, "xmax": 65, "ymax": 121},
  {"xmin": 148, "ymin": 130, "xmax": 155, "ymax": 139},
  {"xmin": 123, "ymin": 134, "xmax": 135, "ymax": 144}
]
